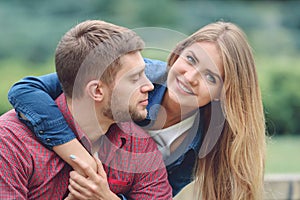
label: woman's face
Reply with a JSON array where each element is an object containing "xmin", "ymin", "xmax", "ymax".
[{"xmin": 167, "ymin": 42, "xmax": 224, "ymax": 108}]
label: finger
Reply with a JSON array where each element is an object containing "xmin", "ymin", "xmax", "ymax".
[
  {"xmin": 70, "ymin": 170, "xmax": 102, "ymax": 196},
  {"xmin": 70, "ymin": 155, "xmax": 97, "ymax": 178},
  {"xmin": 63, "ymin": 194, "xmax": 71, "ymax": 200},
  {"xmin": 69, "ymin": 178, "xmax": 88, "ymax": 196},
  {"xmin": 64, "ymin": 193, "xmax": 75, "ymax": 200},
  {"xmin": 69, "ymin": 171, "xmax": 93, "ymax": 190},
  {"xmin": 93, "ymin": 155, "xmax": 106, "ymax": 178},
  {"xmin": 69, "ymin": 179, "xmax": 95, "ymax": 200},
  {"xmin": 68, "ymin": 184, "xmax": 87, "ymax": 200}
]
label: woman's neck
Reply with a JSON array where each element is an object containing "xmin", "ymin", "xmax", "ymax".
[
  {"xmin": 154, "ymin": 90, "xmax": 179, "ymax": 129},
  {"xmin": 156, "ymin": 89, "xmax": 197, "ymax": 129}
]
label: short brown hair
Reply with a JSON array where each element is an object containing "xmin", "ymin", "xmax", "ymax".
[{"xmin": 55, "ymin": 20, "xmax": 145, "ymax": 98}]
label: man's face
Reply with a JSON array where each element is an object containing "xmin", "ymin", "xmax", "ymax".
[{"xmin": 103, "ymin": 51, "xmax": 154, "ymax": 122}]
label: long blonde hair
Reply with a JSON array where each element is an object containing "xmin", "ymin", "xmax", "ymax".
[{"xmin": 168, "ymin": 21, "xmax": 266, "ymax": 199}]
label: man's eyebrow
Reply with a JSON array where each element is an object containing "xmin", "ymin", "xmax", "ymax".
[{"xmin": 128, "ymin": 66, "xmax": 145, "ymax": 77}]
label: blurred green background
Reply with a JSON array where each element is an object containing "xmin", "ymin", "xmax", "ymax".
[{"xmin": 0, "ymin": 0, "xmax": 299, "ymax": 173}]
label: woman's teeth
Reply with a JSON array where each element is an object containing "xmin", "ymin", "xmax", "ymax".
[{"xmin": 178, "ymin": 81, "xmax": 194, "ymax": 94}]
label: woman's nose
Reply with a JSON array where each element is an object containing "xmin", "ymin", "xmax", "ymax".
[{"xmin": 184, "ymin": 67, "xmax": 199, "ymax": 86}]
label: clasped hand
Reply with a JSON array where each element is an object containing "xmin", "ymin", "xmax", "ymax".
[{"xmin": 64, "ymin": 155, "xmax": 120, "ymax": 200}]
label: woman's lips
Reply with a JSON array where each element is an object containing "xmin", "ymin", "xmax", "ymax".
[{"xmin": 177, "ymin": 78, "xmax": 195, "ymax": 95}]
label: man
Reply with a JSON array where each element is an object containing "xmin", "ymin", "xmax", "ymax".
[{"xmin": 0, "ymin": 20, "xmax": 172, "ymax": 199}]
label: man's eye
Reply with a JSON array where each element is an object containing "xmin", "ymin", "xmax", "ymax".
[{"xmin": 132, "ymin": 75, "xmax": 140, "ymax": 82}]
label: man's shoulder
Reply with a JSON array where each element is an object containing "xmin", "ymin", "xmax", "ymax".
[
  {"xmin": 0, "ymin": 110, "xmax": 26, "ymax": 132},
  {"xmin": 0, "ymin": 110, "xmax": 39, "ymax": 164},
  {"xmin": 0, "ymin": 109, "xmax": 35, "ymax": 142},
  {"xmin": 0, "ymin": 109, "xmax": 18, "ymax": 120}
]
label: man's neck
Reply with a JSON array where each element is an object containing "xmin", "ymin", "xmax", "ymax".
[{"xmin": 66, "ymin": 98, "xmax": 113, "ymax": 144}]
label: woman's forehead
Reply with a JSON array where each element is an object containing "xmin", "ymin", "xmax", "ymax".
[{"xmin": 183, "ymin": 42, "xmax": 224, "ymax": 78}]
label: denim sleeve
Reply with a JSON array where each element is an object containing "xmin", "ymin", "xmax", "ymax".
[
  {"xmin": 144, "ymin": 58, "xmax": 168, "ymax": 84},
  {"xmin": 7, "ymin": 72, "xmax": 76, "ymax": 149}
]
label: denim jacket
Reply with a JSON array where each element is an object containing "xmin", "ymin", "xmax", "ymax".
[{"xmin": 8, "ymin": 58, "xmax": 203, "ymax": 197}]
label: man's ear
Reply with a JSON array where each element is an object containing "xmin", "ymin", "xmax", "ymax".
[{"xmin": 85, "ymin": 80, "xmax": 104, "ymax": 102}]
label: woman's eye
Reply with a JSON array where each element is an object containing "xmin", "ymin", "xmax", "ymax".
[
  {"xmin": 206, "ymin": 74, "xmax": 216, "ymax": 84},
  {"xmin": 187, "ymin": 55, "xmax": 196, "ymax": 65}
]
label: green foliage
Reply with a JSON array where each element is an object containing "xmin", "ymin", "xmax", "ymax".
[
  {"xmin": 0, "ymin": 0, "xmax": 300, "ymax": 135},
  {"xmin": 257, "ymin": 55, "xmax": 300, "ymax": 135},
  {"xmin": 0, "ymin": 59, "xmax": 54, "ymax": 115}
]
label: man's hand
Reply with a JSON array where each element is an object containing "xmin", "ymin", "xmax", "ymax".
[{"xmin": 68, "ymin": 155, "xmax": 120, "ymax": 200}]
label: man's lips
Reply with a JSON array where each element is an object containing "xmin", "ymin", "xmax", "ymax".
[{"xmin": 139, "ymin": 99, "xmax": 149, "ymax": 106}]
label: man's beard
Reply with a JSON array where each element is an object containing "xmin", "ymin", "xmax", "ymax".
[{"xmin": 102, "ymin": 102, "xmax": 146, "ymax": 122}]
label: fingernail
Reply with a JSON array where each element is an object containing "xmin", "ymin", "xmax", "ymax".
[{"xmin": 70, "ymin": 154, "xmax": 76, "ymax": 160}]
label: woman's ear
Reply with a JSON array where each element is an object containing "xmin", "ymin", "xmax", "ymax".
[{"xmin": 85, "ymin": 80, "xmax": 104, "ymax": 102}]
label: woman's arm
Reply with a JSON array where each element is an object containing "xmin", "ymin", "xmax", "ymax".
[{"xmin": 8, "ymin": 73, "xmax": 96, "ymax": 174}]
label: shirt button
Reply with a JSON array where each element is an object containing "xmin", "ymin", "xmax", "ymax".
[
  {"xmin": 39, "ymin": 130, "xmax": 44, "ymax": 134},
  {"xmin": 46, "ymin": 138, "xmax": 51, "ymax": 143}
]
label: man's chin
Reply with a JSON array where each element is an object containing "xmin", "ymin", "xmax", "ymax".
[{"xmin": 131, "ymin": 110, "xmax": 147, "ymax": 122}]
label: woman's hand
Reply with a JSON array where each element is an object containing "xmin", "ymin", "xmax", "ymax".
[{"xmin": 67, "ymin": 155, "xmax": 120, "ymax": 200}]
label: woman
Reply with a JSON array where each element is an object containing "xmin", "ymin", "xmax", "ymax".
[{"xmin": 8, "ymin": 21, "xmax": 266, "ymax": 199}]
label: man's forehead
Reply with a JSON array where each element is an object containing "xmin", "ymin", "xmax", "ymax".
[
  {"xmin": 117, "ymin": 64, "xmax": 145, "ymax": 79},
  {"xmin": 117, "ymin": 53, "xmax": 145, "ymax": 76}
]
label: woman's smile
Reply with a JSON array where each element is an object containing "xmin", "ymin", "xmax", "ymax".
[{"xmin": 176, "ymin": 77, "xmax": 195, "ymax": 95}]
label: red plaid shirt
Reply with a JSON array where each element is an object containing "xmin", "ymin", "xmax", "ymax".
[{"xmin": 0, "ymin": 94, "xmax": 172, "ymax": 199}]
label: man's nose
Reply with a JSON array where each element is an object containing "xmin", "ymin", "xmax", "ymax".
[{"xmin": 140, "ymin": 74, "xmax": 154, "ymax": 93}]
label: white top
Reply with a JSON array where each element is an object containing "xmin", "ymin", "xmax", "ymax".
[{"xmin": 148, "ymin": 113, "xmax": 197, "ymax": 160}]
